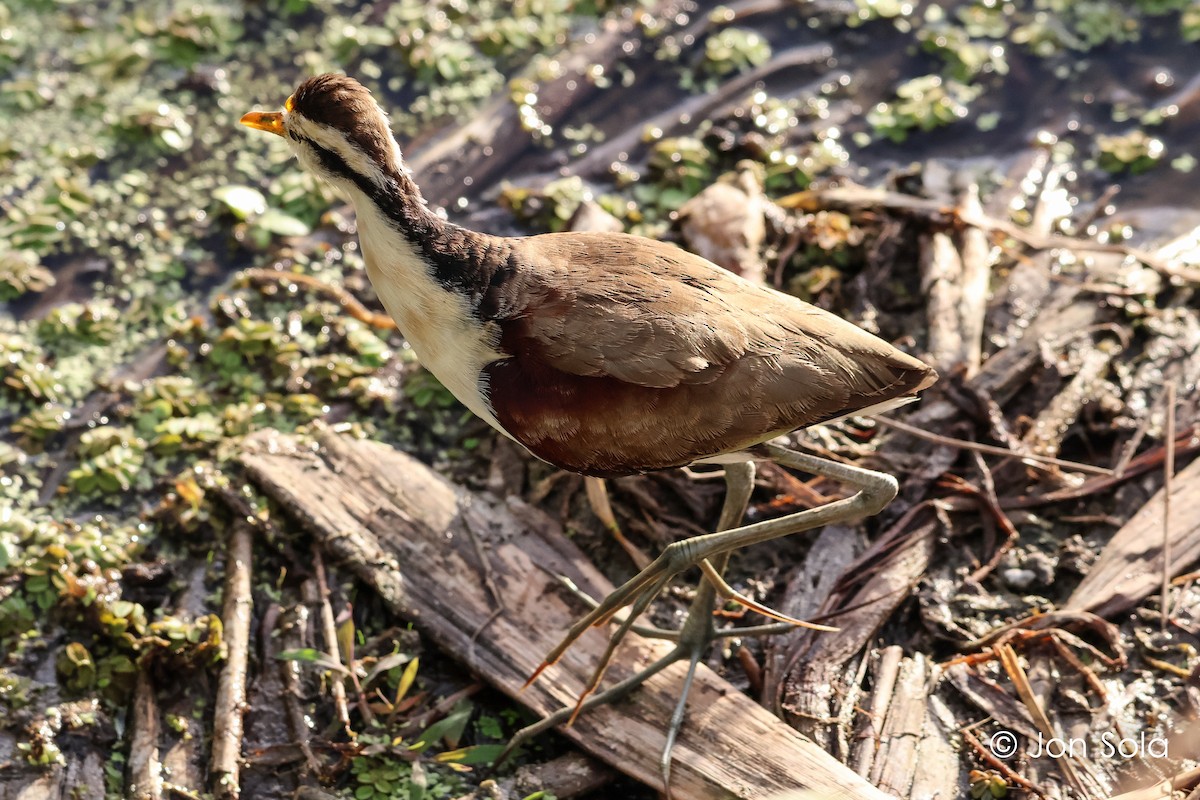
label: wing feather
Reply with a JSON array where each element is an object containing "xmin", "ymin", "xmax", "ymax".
[{"xmin": 482, "ymin": 230, "xmax": 936, "ymax": 476}]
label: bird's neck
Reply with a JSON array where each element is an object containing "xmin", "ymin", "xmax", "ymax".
[
  {"xmin": 346, "ymin": 164, "xmax": 511, "ymax": 319},
  {"xmin": 344, "ymin": 163, "xmax": 512, "ymax": 434}
]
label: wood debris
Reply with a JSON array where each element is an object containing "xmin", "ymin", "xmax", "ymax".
[{"xmin": 239, "ymin": 428, "xmax": 892, "ymax": 800}]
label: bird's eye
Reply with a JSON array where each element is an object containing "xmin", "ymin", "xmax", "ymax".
[{"xmin": 284, "ymin": 95, "xmax": 295, "ymax": 113}]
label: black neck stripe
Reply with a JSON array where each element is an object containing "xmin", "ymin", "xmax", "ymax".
[{"xmin": 294, "ymin": 135, "xmax": 520, "ymax": 322}]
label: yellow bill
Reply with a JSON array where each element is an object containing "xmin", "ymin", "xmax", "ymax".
[{"xmin": 240, "ymin": 111, "xmax": 284, "ymax": 136}]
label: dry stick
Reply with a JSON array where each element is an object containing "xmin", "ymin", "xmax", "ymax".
[
  {"xmin": 585, "ymin": 476, "xmax": 652, "ymax": 569},
  {"xmin": 241, "ymin": 269, "xmax": 398, "ymax": 331},
  {"xmin": 736, "ymin": 645, "xmax": 764, "ymax": 697},
  {"xmin": 958, "ymin": 207, "xmax": 1200, "ymax": 285},
  {"xmin": 158, "ymin": 563, "xmax": 212, "ymax": 797},
  {"xmin": 960, "ymin": 727, "xmax": 1049, "ymax": 797},
  {"xmin": 957, "ymin": 452, "xmax": 1020, "ymax": 583},
  {"xmin": 1114, "ymin": 402, "xmax": 1156, "ymax": 478},
  {"xmin": 1075, "ymin": 184, "xmax": 1121, "ymax": 231},
  {"xmin": 452, "ymin": 751, "xmax": 618, "ymax": 800},
  {"xmin": 781, "ymin": 185, "xmax": 1200, "ymax": 284},
  {"xmin": 994, "ymin": 428, "xmax": 1200, "ymax": 512},
  {"xmin": 867, "ymin": 655, "xmax": 929, "ymax": 794},
  {"xmin": 309, "ymin": 550, "xmax": 358, "ymax": 734},
  {"xmin": 211, "ymin": 521, "xmax": 255, "ymax": 800},
  {"xmin": 957, "ymin": 182, "xmax": 991, "ymax": 378},
  {"xmin": 833, "ymin": 649, "xmax": 872, "ymax": 763},
  {"xmin": 395, "ymin": 682, "xmax": 484, "ymax": 738},
  {"xmin": 1021, "ymin": 341, "xmax": 1119, "ymax": 460},
  {"xmin": 874, "ymin": 416, "xmax": 1113, "ymax": 476},
  {"xmin": 272, "ymin": 602, "xmax": 322, "ymax": 778},
  {"xmin": 1143, "ymin": 654, "xmax": 1191, "ymax": 678},
  {"xmin": 128, "ymin": 671, "xmax": 164, "ymax": 800},
  {"xmin": 962, "ymin": 609, "xmax": 1126, "ymax": 665},
  {"xmin": 1107, "ymin": 765, "xmax": 1200, "ymax": 800},
  {"xmin": 1045, "ymin": 635, "xmax": 1110, "ymax": 702},
  {"xmin": 1163, "ymin": 380, "xmax": 1177, "ymax": 631},
  {"xmin": 994, "ymin": 644, "xmax": 1089, "ymax": 797},
  {"xmin": 850, "ymin": 645, "xmax": 903, "ymax": 778},
  {"xmin": 944, "ymin": 628, "xmax": 1121, "ymax": 676},
  {"xmin": 921, "ymin": 228, "xmax": 967, "ymax": 374}
]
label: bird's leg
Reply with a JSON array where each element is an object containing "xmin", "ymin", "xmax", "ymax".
[
  {"xmin": 655, "ymin": 460, "xmax": 755, "ymax": 792},
  {"xmin": 539, "ymin": 463, "xmax": 757, "ymax": 710},
  {"xmin": 514, "ymin": 445, "xmax": 895, "ymax": 787},
  {"xmin": 499, "ymin": 462, "xmax": 756, "ymax": 777},
  {"xmin": 543, "ymin": 571, "xmax": 682, "ymax": 641},
  {"xmin": 528, "ymin": 442, "xmax": 897, "ymax": 692}
]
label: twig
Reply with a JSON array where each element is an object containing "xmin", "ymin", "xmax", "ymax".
[
  {"xmin": 395, "ymin": 682, "xmax": 485, "ymax": 738},
  {"xmin": 922, "ymin": 229, "xmax": 967, "ymax": 374},
  {"xmin": 851, "ymin": 645, "xmax": 903, "ymax": 777},
  {"xmin": 452, "ymin": 751, "xmax": 617, "ymax": 800},
  {"xmin": 1046, "ymin": 636, "xmax": 1109, "ymax": 702},
  {"xmin": 1163, "ymin": 380, "xmax": 1177, "ymax": 630},
  {"xmin": 584, "ymin": 476, "xmax": 651, "ymax": 569},
  {"xmin": 779, "ymin": 184, "xmax": 1200, "ymax": 284},
  {"xmin": 211, "ymin": 521, "xmax": 255, "ymax": 799},
  {"xmin": 1113, "ymin": 402, "xmax": 1155, "ymax": 478},
  {"xmin": 994, "ymin": 644, "xmax": 1089, "ymax": 796},
  {"xmin": 957, "ymin": 182, "xmax": 991, "ymax": 378},
  {"xmin": 958, "ymin": 207, "xmax": 1200, "ymax": 285},
  {"xmin": 875, "ymin": 416, "xmax": 1113, "ymax": 475},
  {"xmin": 128, "ymin": 671, "xmax": 164, "ymax": 800},
  {"xmin": 1021, "ymin": 341, "xmax": 1118, "ymax": 459},
  {"xmin": 1107, "ymin": 765, "xmax": 1200, "ymax": 800},
  {"xmin": 310, "ymin": 551, "xmax": 357, "ymax": 734},
  {"xmin": 241, "ymin": 268, "xmax": 398, "ymax": 330},
  {"xmin": 962, "ymin": 610, "xmax": 1125, "ymax": 667},
  {"xmin": 937, "ymin": 427, "xmax": 1200, "ymax": 513},
  {"xmin": 960, "ymin": 727, "xmax": 1048, "ymax": 796},
  {"xmin": 736, "ymin": 646, "xmax": 763, "ymax": 698},
  {"xmin": 834, "ymin": 649, "xmax": 872, "ymax": 763},
  {"xmin": 958, "ymin": 452, "xmax": 1020, "ymax": 583},
  {"xmin": 272, "ymin": 601, "xmax": 322, "ymax": 777}
]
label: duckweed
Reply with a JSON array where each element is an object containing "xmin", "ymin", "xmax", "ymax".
[
  {"xmin": 1096, "ymin": 129, "xmax": 1166, "ymax": 174},
  {"xmin": 3, "ymin": 0, "xmax": 1198, "ymax": 794},
  {"xmin": 868, "ymin": 74, "xmax": 983, "ymax": 143}
]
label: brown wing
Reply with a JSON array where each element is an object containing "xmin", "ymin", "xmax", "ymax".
[{"xmin": 484, "ymin": 232, "xmax": 935, "ymax": 476}]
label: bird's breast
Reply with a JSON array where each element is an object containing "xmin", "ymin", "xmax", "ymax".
[
  {"xmin": 392, "ymin": 300, "xmax": 508, "ymax": 435},
  {"xmin": 355, "ymin": 203, "xmax": 509, "ymax": 435}
]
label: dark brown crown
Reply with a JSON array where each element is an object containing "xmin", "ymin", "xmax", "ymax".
[{"xmin": 290, "ymin": 74, "xmax": 395, "ymax": 170}]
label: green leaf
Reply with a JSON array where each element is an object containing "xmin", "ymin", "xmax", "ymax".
[
  {"xmin": 413, "ymin": 700, "xmax": 473, "ymax": 752},
  {"xmin": 435, "ymin": 743, "xmax": 507, "ymax": 766},
  {"xmin": 254, "ymin": 208, "xmax": 311, "ymax": 237},
  {"xmin": 213, "ymin": 185, "xmax": 266, "ymax": 219},
  {"xmin": 276, "ymin": 648, "xmax": 350, "ymax": 675},
  {"xmin": 364, "ymin": 650, "xmax": 414, "ymax": 688}
]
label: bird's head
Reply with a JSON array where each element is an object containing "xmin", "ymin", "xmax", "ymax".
[{"xmin": 241, "ymin": 74, "xmax": 406, "ymax": 193}]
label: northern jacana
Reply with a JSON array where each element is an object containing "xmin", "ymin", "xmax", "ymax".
[{"xmin": 243, "ymin": 74, "xmax": 937, "ymax": 787}]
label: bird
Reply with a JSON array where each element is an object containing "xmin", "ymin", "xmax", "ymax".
[{"xmin": 242, "ymin": 73, "xmax": 937, "ymax": 788}]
